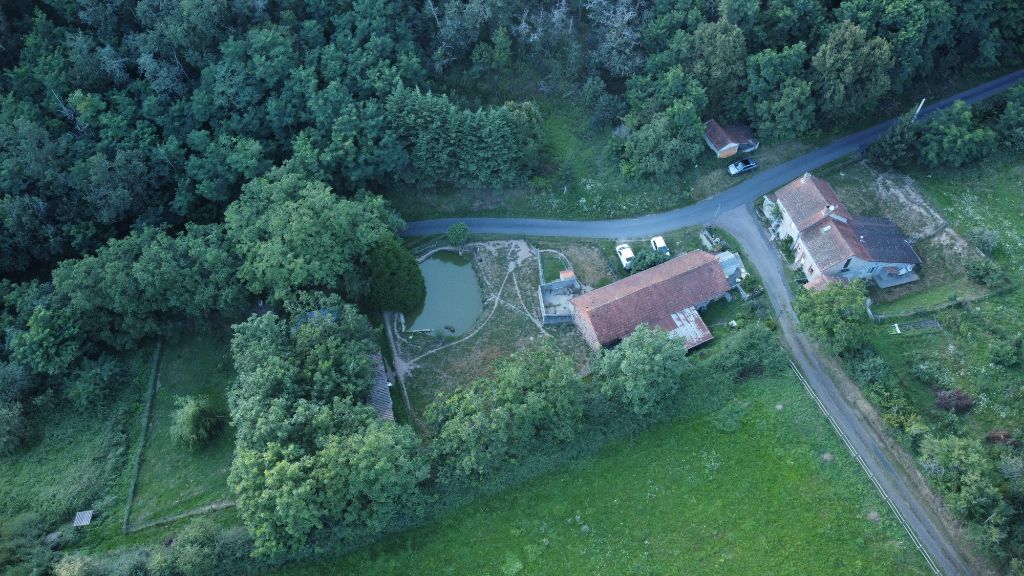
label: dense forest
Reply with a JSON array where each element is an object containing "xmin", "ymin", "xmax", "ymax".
[{"xmin": 2, "ymin": 0, "xmax": 1024, "ymax": 573}]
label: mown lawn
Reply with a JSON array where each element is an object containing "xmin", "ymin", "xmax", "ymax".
[
  {"xmin": 267, "ymin": 373, "xmax": 927, "ymax": 576},
  {"xmin": 129, "ymin": 326, "xmax": 236, "ymax": 527}
]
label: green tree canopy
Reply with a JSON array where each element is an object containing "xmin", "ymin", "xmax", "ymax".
[
  {"xmin": 794, "ymin": 281, "xmax": 869, "ymax": 356},
  {"xmin": 365, "ymin": 236, "xmax": 425, "ymax": 315},
  {"xmin": 225, "ymin": 174, "xmax": 401, "ymax": 302},
  {"xmin": 596, "ymin": 324, "xmax": 690, "ymax": 417},
  {"xmin": 746, "ymin": 43, "xmax": 816, "ymax": 141},
  {"xmin": 811, "ymin": 22, "xmax": 893, "ymax": 123},
  {"xmin": 919, "ymin": 100, "xmax": 997, "ymax": 168},
  {"xmin": 427, "ymin": 342, "xmax": 584, "ymax": 486}
]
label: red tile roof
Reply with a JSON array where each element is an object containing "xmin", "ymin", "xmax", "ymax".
[
  {"xmin": 572, "ymin": 251, "xmax": 730, "ymax": 347},
  {"xmin": 703, "ymin": 119, "xmax": 757, "ymax": 151},
  {"xmin": 800, "ymin": 217, "xmax": 870, "ymax": 271},
  {"xmin": 776, "ymin": 174, "xmax": 852, "ymax": 232}
]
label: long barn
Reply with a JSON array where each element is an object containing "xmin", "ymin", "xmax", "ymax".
[{"xmin": 571, "ymin": 250, "xmax": 733, "ymax": 350}]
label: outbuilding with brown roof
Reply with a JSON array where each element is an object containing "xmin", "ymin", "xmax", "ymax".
[{"xmin": 571, "ymin": 250, "xmax": 731, "ymax": 349}]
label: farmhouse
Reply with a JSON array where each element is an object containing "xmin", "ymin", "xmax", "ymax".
[
  {"xmin": 763, "ymin": 173, "xmax": 922, "ymax": 289},
  {"xmin": 703, "ymin": 119, "xmax": 759, "ymax": 158},
  {"xmin": 571, "ymin": 250, "xmax": 733, "ymax": 350}
]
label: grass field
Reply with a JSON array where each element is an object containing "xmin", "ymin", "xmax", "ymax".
[
  {"xmin": 0, "ymin": 347, "xmax": 151, "ymax": 551},
  {"xmin": 267, "ymin": 372, "xmax": 927, "ymax": 576},
  {"xmin": 128, "ymin": 327, "xmax": 236, "ymax": 527}
]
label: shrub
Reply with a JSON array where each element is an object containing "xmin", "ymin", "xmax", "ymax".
[
  {"xmin": 629, "ymin": 247, "xmax": 669, "ymax": 274},
  {"xmin": 965, "ymin": 257, "xmax": 1007, "ymax": 288},
  {"xmin": 171, "ymin": 395, "xmax": 222, "ymax": 450},
  {"xmin": 919, "ymin": 100, "xmax": 997, "ymax": 169},
  {"xmin": 707, "ymin": 323, "xmax": 788, "ymax": 380},
  {"xmin": 66, "ymin": 354, "xmax": 125, "ymax": 411},
  {"xmin": 0, "ymin": 400, "xmax": 25, "ymax": 456},
  {"xmin": 967, "ymin": 228, "xmax": 1002, "ymax": 255},
  {"xmin": 868, "ymin": 112, "xmax": 920, "ymax": 167},
  {"xmin": 0, "ymin": 513, "xmax": 54, "ymax": 576},
  {"xmin": 911, "ymin": 362, "xmax": 946, "ymax": 387},
  {"xmin": 852, "ymin": 351, "xmax": 891, "ymax": 388},
  {"xmin": 446, "ymin": 222, "xmax": 469, "ymax": 246},
  {"xmin": 936, "ymin": 389, "xmax": 974, "ymax": 414},
  {"xmin": 990, "ymin": 340, "xmax": 1020, "ymax": 368}
]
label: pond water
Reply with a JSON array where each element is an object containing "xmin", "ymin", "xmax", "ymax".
[{"xmin": 406, "ymin": 251, "xmax": 483, "ymax": 336}]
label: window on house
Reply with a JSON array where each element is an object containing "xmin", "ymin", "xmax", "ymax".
[{"xmin": 841, "ymin": 258, "xmax": 852, "ymax": 271}]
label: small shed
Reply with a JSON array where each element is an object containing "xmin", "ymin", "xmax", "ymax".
[
  {"xmin": 703, "ymin": 120, "xmax": 759, "ymax": 158},
  {"xmin": 73, "ymin": 510, "xmax": 94, "ymax": 528}
]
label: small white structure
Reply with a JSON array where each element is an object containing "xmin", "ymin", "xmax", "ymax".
[{"xmin": 73, "ymin": 510, "xmax": 93, "ymax": 528}]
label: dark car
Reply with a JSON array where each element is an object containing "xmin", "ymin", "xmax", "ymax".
[{"xmin": 728, "ymin": 158, "xmax": 758, "ymax": 176}]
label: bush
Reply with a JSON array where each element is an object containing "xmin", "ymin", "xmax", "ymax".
[
  {"xmin": 868, "ymin": 112, "xmax": 920, "ymax": 167},
  {"xmin": 851, "ymin": 350, "xmax": 891, "ymax": 388},
  {"xmin": 66, "ymin": 354, "xmax": 125, "ymax": 411},
  {"xmin": 171, "ymin": 395, "xmax": 222, "ymax": 450},
  {"xmin": 967, "ymin": 228, "xmax": 1002, "ymax": 255},
  {"xmin": 965, "ymin": 257, "xmax": 1007, "ymax": 288},
  {"xmin": 936, "ymin": 389, "xmax": 974, "ymax": 414},
  {"xmin": 919, "ymin": 100, "xmax": 997, "ymax": 169},
  {"xmin": 629, "ymin": 247, "xmax": 669, "ymax": 274},
  {"xmin": 990, "ymin": 340, "xmax": 1021, "ymax": 368},
  {"xmin": 581, "ymin": 76, "xmax": 626, "ymax": 127},
  {"xmin": 0, "ymin": 400, "xmax": 25, "ymax": 456},
  {"xmin": 707, "ymin": 323, "xmax": 788, "ymax": 380},
  {"xmin": 911, "ymin": 362, "xmax": 947, "ymax": 387},
  {"xmin": 446, "ymin": 222, "xmax": 469, "ymax": 246},
  {"xmin": 0, "ymin": 513, "xmax": 54, "ymax": 576}
]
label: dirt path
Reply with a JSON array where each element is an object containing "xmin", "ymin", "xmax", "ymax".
[{"xmin": 718, "ymin": 205, "xmax": 982, "ymax": 576}]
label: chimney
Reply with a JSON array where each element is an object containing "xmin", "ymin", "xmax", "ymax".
[{"xmin": 828, "ymin": 205, "xmax": 835, "ymax": 212}]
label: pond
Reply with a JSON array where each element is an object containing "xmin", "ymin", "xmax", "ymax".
[{"xmin": 406, "ymin": 251, "xmax": 484, "ymax": 337}]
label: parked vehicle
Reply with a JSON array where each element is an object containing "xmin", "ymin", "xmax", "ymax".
[
  {"xmin": 615, "ymin": 244, "xmax": 635, "ymax": 270},
  {"xmin": 650, "ymin": 236, "xmax": 670, "ymax": 256},
  {"xmin": 728, "ymin": 158, "xmax": 758, "ymax": 176}
]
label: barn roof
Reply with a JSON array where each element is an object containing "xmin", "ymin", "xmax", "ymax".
[{"xmin": 571, "ymin": 251, "xmax": 730, "ymax": 347}]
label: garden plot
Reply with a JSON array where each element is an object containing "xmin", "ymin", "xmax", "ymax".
[{"xmin": 388, "ymin": 240, "xmax": 590, "ymax": 429}]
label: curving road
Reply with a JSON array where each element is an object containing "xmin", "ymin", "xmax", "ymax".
[
  {"xmin": 718, "ymin": 205, "xmax": 973, "ymax": 576},
  {"xmin": 402, "ymin": 68, "xmax": 1024, "ymax": 240},
  {"xmin": 397, "ymin": 71, "xmax": 1024, "ymax": 575}
]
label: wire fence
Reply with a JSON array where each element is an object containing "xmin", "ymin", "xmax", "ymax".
[
  {"xmin": 788, "ymin": 360, "xmax": 942, "ymax": 576},
  {"xmin": 122, "ymin": 340, "xmax": 162, "ymax": 533}
]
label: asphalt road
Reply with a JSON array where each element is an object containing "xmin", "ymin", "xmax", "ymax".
[
  {"xmin": 718, "ymin": 206, "xmax": 972, "ymax": 576},
  {"xmin": 402, "ymin": 68, "xmax": 1024, "ymax": 240}
]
